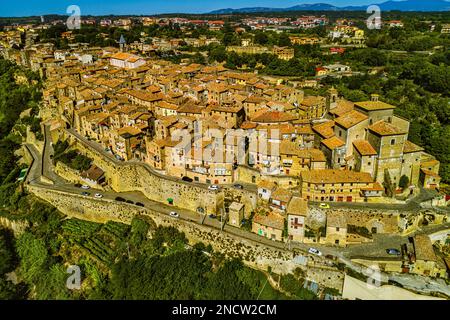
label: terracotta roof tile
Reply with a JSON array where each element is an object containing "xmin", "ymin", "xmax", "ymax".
[
  {"xmin": 335, "ymin": 110, "xmax": 368, "ymax": 129},
  {"xmin": 257, "ymin": 180, "xmax": 277, "ymax": 190},
  {"xmin": 321, "ymin": 136, "xmax": 345, "ymax": 150},
  {"xmin": 271, "ymin": 188, "xmax": 293, "ymax": 202},
  {"xmin": 330, "ymin": 99, "xmax": 354, "ymax": 117},
  {"xmin": 253, "ymin": 211, "xmax": 285, "ymax": 230},
  {"xmin": 353, "ymin": 140, "xmax": 377, "ymax": 156},
  {"xmin": 312, "ymin": 121, "xmax": 335, "ymax": 139},
  {"xmin": 251, "ymin": 110, "xmax": 297, "ymax": 123},
  {"xmin": 287, "ymin": 197, "xmax": 308, "ymax": 216},
  {"xmin": 327, "ymin": 211, "xmax": 347, "ymax": 228},
  {"xmin": 301, "ymin": 169, "xmax": 373, "ymax": 184},
  {"xmin": 355, "ymin": 100, "xmax": 396, "ymax": 111},
  {"xmin": 414, "ymin": 234, "xmax": 438, "ymax": 262},
  {"xmin": 403, "ymin": 140, "xmax": 424, "ymax": 154},
  {"xmin": 368, "ymin": 120, "xmax": 407, "ymax": 136}
]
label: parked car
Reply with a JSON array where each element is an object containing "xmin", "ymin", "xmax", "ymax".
[
  {"xmin": 319, "ymin": 203, "xmax": 330, "ymax": 209},
  {"xmin": 115, "ymin": 197, "xmax": 126, "ymax": 202},
  {"xmin": 126, "ymin": 200, "xmax": 134, "ymax": 204},
  {"xmin": 386, "ymin": 248, "xmax": 401, "ymax": 256},
  {"xmin": 81, "ymin": 192, "xmax": 90, "ymax": 196},
  {"xmin": 208, "ymin": 214, "xmax": 217, "ymax": 219},
  {"xmin": 208, "ymin": 184, "xmax": 220, "ymax": 191},
  {"xmin": 308, "ymin": 248, "xmax": 322, "ymax": 256},
  {"xmin": 74, "ymin": 183, "xmax": 82, "ymax": 188},
  {"xmin": 94, "ymin": 193, "xmax": 103, "ymax": 199},
  {"xmin": 81, "ymin": 185, "xmax": 90, "ymax": 190},
  {"xmin": 182, "ymin": 176, "xmax": 193, "ymax": 183},
  {"xmin": 233, "ymin": 184, "xmax": 244, "ymax": 189},
  {"xmin": 169, "ymin": 211, "xmax": 179, "ymax": 218},
  {"xmin": 135, "ymin": 202, "xmax": 145, "ymax": 207}
]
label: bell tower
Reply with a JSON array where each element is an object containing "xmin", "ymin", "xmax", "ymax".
[
  {"xmin": 327, "ymin": 86, "xmax": 338, "ymax": 111},
  {"xmin": 119, "ymin": 34, "xmax": 126, "ymax": 52}
]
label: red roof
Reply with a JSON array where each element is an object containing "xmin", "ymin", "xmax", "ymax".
[
  {"xmin": 208, "ymin": 20, "xmax": 225, "ymax": 25},
  {"xmin": 330, "ymin": 47, "xmax": 345, "ymax": 53}
]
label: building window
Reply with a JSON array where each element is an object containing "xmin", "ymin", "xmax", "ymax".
[
  {"xmin": 336, "ymin": 227, "xmax": 340, "ymax": 232},
  {"xmin": 391, "ymin": 139, "xmax": 395, "ymax": 145}
]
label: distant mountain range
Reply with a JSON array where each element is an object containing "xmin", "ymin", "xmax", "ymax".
[{"xmin": 208, "ymin": 0, "xmax": 450, "ymax": 14}]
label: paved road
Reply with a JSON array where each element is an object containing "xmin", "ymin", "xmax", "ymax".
[{"xmin": 43, "ymin": 125, "xmax": 66, "ymax": 184}]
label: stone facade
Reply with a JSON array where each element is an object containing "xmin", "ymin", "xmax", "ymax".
[
  {"xmin": 64, "ymin": 130, "xmax": 225, "ymax": 214},
  {"xmin": 323, "ymin": 208, "xmax": 400, "ymax": 234},
  {"xmin": 54, "ymin": 161, "xmax": 83, "ymax": 184}
]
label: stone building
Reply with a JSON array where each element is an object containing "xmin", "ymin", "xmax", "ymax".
[
  {"xmin": 272, "ymin": 46, "xmax": 295, "ymax": 61},
  {"xmin": 299, "ymin": 96, "xmax": 326, "ymax": 120},
  {"xmin": 411, "ymin": 234, "xmax": 447, "ymax": 278},
  {"xmin": 300, "ymin": 169, "xmax": 378, "ymax": 203},
  {"xmin": 228, "ymin": 202, "xmax": 244, "ymax": 228},
  {"xmin": 252, "ymin": 211, "xmax": 285, "ymax": 242},
  {"xmin": 287, "ymin": 197, "xmax": 308, "ymax": 242},
  {"xmin": 325, "ymin": 211, "xmax": 347, "ymax": 246},
  {"xmin": 257, "ymin": 180, "xmax": 277, "ymax": 201}
]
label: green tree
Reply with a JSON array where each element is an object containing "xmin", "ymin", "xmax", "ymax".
[
  {"xmin": 254, "ymin": 31, "xmax": 268, "ymax": 45},
  {"xmin": 399, "ymin": 175, "xmax": 410, "ymax": 189},
  {"xmin": 15, "ymin": 232, "xmax": 49, "ymax": 283},
  {"xmin": 0, "ymin": 227, "xmax": 16, "ymax": 275},
  {"xmin": 278, "ymin": 33, "xmax": 291, "ymax": 47}
]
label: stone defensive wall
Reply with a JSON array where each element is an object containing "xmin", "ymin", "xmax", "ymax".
[
  {"xmin": 62, "ymin": 129, "xmax": 225, "ymax": 215},
  {"xmin": 27, "ymin": 185, "xmax": 327, "ymax": 282}
]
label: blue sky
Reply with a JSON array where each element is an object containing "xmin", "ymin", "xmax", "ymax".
[{"xmin": 0, "ymin": 0, "xmax": 379, "ymax": 17}]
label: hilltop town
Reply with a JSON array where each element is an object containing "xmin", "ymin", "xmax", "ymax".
[{"xmin": 0, "ymin": 12, "xmax": 449, "ymax": 300}]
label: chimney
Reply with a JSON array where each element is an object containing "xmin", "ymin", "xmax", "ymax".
[{"xmin": 371, "ymin": 94, "xmax": 379, "ymax": 102}]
